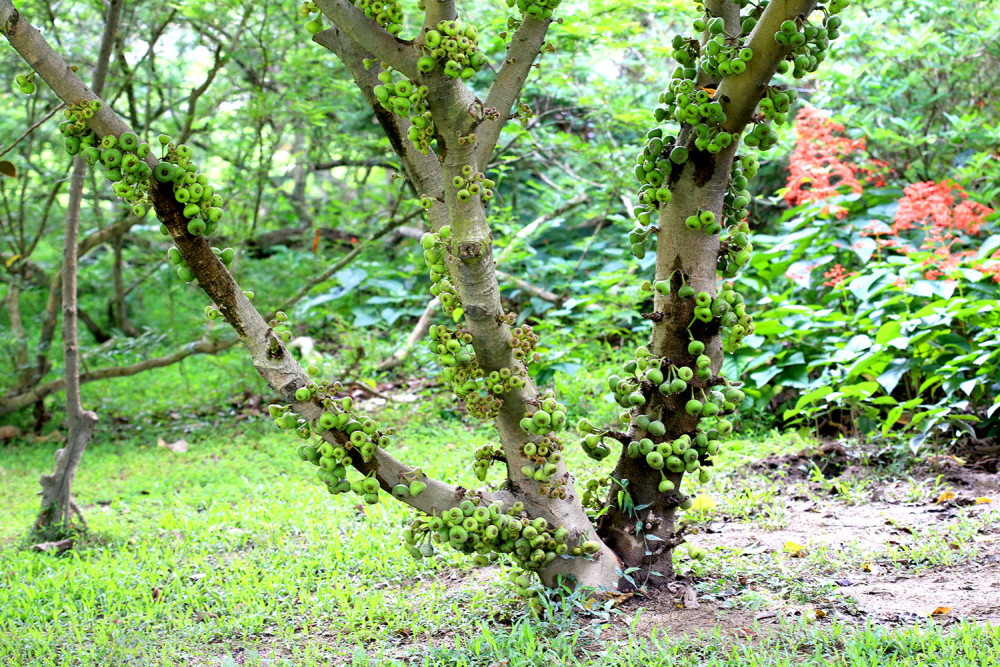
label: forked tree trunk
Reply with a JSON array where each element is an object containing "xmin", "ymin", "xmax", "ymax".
[{"xmin": 5, "ymin": 0, "xmax": 830, "ymax": 592}]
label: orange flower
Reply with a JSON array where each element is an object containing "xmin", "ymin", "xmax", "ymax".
[
  {"xmin": 892, "ymin": 180, "xmax": 992, "ymax": 237},
  {"xmin": 784, "ymin": 107, "xmax": 889, "ymax": 215},
  {"xmin": 822, "ymin": 263, "xmax": 857, "ymax": 287}
]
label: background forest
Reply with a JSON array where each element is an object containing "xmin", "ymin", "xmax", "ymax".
[{"xmin": 1, "ymin": 0, "xmax": 999, "ymax": 665}]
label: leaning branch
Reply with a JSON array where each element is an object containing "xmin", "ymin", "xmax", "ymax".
[
  {"xmin": 0, "ymin": 2, "xmax": 468, "ymax": 517},
  {"xmin": 312, "ymin": 0, "xmax": 419, "ymax": 79},
  {"xmin": 474, "ymin": 16, "xmax": 552, "ymax": 170}
]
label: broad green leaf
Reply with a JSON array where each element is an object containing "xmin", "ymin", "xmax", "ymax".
[
  {"xmin": 875, "ymin": 320, "xmax": 901, "ymax": 345},
  {"xmin": 882, "ymin": 405, "xmax": 904, "ymax": 435}
]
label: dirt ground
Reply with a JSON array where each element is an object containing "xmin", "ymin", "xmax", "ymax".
[
  {"xmin": 210, "ymin": 450, "xmax": 999, "ymax": 665},
  {"xmin": 607, "ymin": 450, "xmax": 1000, "ymax": 642}
]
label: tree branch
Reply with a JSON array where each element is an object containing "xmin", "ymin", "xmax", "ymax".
[
  {"xmin": 35, "ymin": 0, "xmax": 123, "ymax": 531},
  {"xmin": 176, "ymin": 7, "xmax": 249, "ymax": 145},
  {"xmin": 495, "ymin": 192, "xmax": 588, "ymax": 264},
  {"xmin": 36, "ymin": 215, "xmax": 140, "ymax": 377},
  {"xmin": 313, "ymin": 26, "xmax": 443, "ymax": 199},
  {"xmin": 474, "ymin": 16, "xmax": 552, "ymax": 170},
  {"xmin": 421, "ymin": 0, "xmax": 455, "ymax": 32},
  {"xmin": 312, "ymin": 0, "xmax": 419, "ymax": 80},
  {"xmin": 314, "ymin": 157, "xmax": 400, "ymax": 171},
  {"xmin": 495, "ymin": 270, "xmax": 563, "ymax": 305},
  {"xmin": 377, "ymin": 296, "xmax": 439, "ymax": 371},
  {"xmin": 0, "ymin": 101, "xmax": 65, "ymax": 159},
  {"xmin": 0, "ymin": 338, "xmax": 237, "ymax": 417},
  {"xmin": 271, "ymin": 208, "xmax": 419, "ymax": 316},
  {"xmin": 106, "ymin": 8, "xmax": 178, "ymax": 109},
  {"xmin": 717, "ymin": 0, "xmax": 816, "ymax": 131},
  {"xmin": 705, "ymin": 0, "xmax": 742, "ymax": 39},
  {"xmin": 1, "ymin": 1, "xmax": 467, "ymax": 519}
]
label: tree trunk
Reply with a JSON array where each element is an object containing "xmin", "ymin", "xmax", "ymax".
[
  {"xmin": 35, "ymin": 157, "xmax": 99, "ymax": 533},
  {"xmin": 33, "ymin": 0, "xmax": 123, "ymax": 534},
  {"xmin": 5, "ymin": 276, "xmax": 34, "ymax": 391},
  {"xmin": 110, "ymin": 231, "xmax": 138, "ymax": 335}
]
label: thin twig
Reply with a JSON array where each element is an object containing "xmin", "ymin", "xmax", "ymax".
[{"xmin": 0, "ymin": 103, "xmax": 65, "ymax": 159}]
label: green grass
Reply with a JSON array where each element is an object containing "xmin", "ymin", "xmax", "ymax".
[{"xmin": 2, "ymin": 356, "xmax": 998, "ymax": 666}]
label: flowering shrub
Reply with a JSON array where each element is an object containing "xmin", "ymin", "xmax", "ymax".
[
  {"xmin": 783, "ymin": 106, "xmax": 887, "ymax": 218},
  {"xmin": 735, "ymin": 108, "xmax": 1000, "ymax": 451}
]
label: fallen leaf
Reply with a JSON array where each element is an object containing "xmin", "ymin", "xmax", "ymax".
[
  {"xmin": 30, "ymin": 538, "xmax": 74, "ymax": 554},
  {"xmin": 783, "ymin": 541, "xmax": 808, "ymax": 557},
  {"xmin": 975, "ymin": 497, "xmax": 992, "ymax": 505},
  {"xmin": 690, "ymin": 494, "xmax": 717, "ymax": 511},
  {"xmin": 931, "ymin": 606, "xmax": 951, "ymax": 616},
  {"xmin": 0, "ymin": 160, "xmax": 17, "ymax": 178},
  {"xmin": 682, "ymin": 583, "xmax": 700, "ymax": 608},
  {"xmin": 606, "ymin": 591, "xmax": 634, "ymax": 607},
  {"xmin": 815, "ymin": 609, "xmax": 827, "ymax": 618},
  {"xmin": 157, "ymin": 437, "xmax": 189, "ymax": 453},
  {"xmin": 935, "ymin": 491, "xmax": 956, "ymax": 504},
  {"xmin": 740, "ymin": 541, "xmax": 769, "ymax": 555},
  {"xmin": 755, "ymin": 610, "xmax": 777, "ymax": 621}
]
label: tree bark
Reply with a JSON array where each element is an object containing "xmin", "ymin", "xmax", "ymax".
[
  {"xmin": 3, "ymin": 0, "xmax": 827, "ymax": 594},
  {"xmin": 109, "ymin": 230, "xmax": 137, "ymax": 335},
  {"xmin": 33, "ymin": 0, "xmax": 123, "ymax": 533},
  {"xmin": 35, "ymin": 156, "xmax": 99, "ymax": 532},
  {"xmin": 598, "ymin": 0, "xmax": 818, "ymax": 585}
]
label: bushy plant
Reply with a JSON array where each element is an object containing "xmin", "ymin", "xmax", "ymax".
[{"xmin": 736, "ymin": 107, "xmax": 1000, "ymax": 450}]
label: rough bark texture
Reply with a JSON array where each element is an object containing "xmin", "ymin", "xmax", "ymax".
[
  {"xmin": 313, "ymin": 2, "xmax": 621, "ymax": 589},
  {"xmin": 598, "ymin": 0, "xmax": 819, "ymax": 586}
]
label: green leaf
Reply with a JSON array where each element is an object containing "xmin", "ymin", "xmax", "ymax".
[
  {"xmin": 851, "ymin": 236, "xmax": 877, "ymax": 263},
  {"xmin": 793, "ymin": 385, "xmax": 834, "ymax": 411},
  {"xmin": 876, "ymin": 358, "xmax": 917, "ymax": 394},
  {"xmin": 959, "ymin": 378, "xmax": 978, "ymax": 396},
  {"xmin": 751, "ymin": 320, "xmax": 789, "ymax": 336},
  {"xmin": 874, "ymin": 320, "xmax": 902, "ymax": 346},
  {"xmin": 845, "ymin": 334, "xmax": 873, "ymax": 353},
  {"xmin": 750, "ymin": 365, "xmax": 782, "ymax": 389},
  {"xmin": 882, "ymin": 405, "xmax": 904, "ymax": 435},
  {"xmin": 871, "ymin": 396, "xmax": 899, "ymax": 406},
  {"xmin": 977, "ymin": 235, "xmax": 1000, "ymax": 260}
]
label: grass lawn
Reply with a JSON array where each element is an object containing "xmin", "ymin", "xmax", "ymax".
[{"xmin": 1, "ymin": 362, "xmax": 998, "ymax": 665}]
